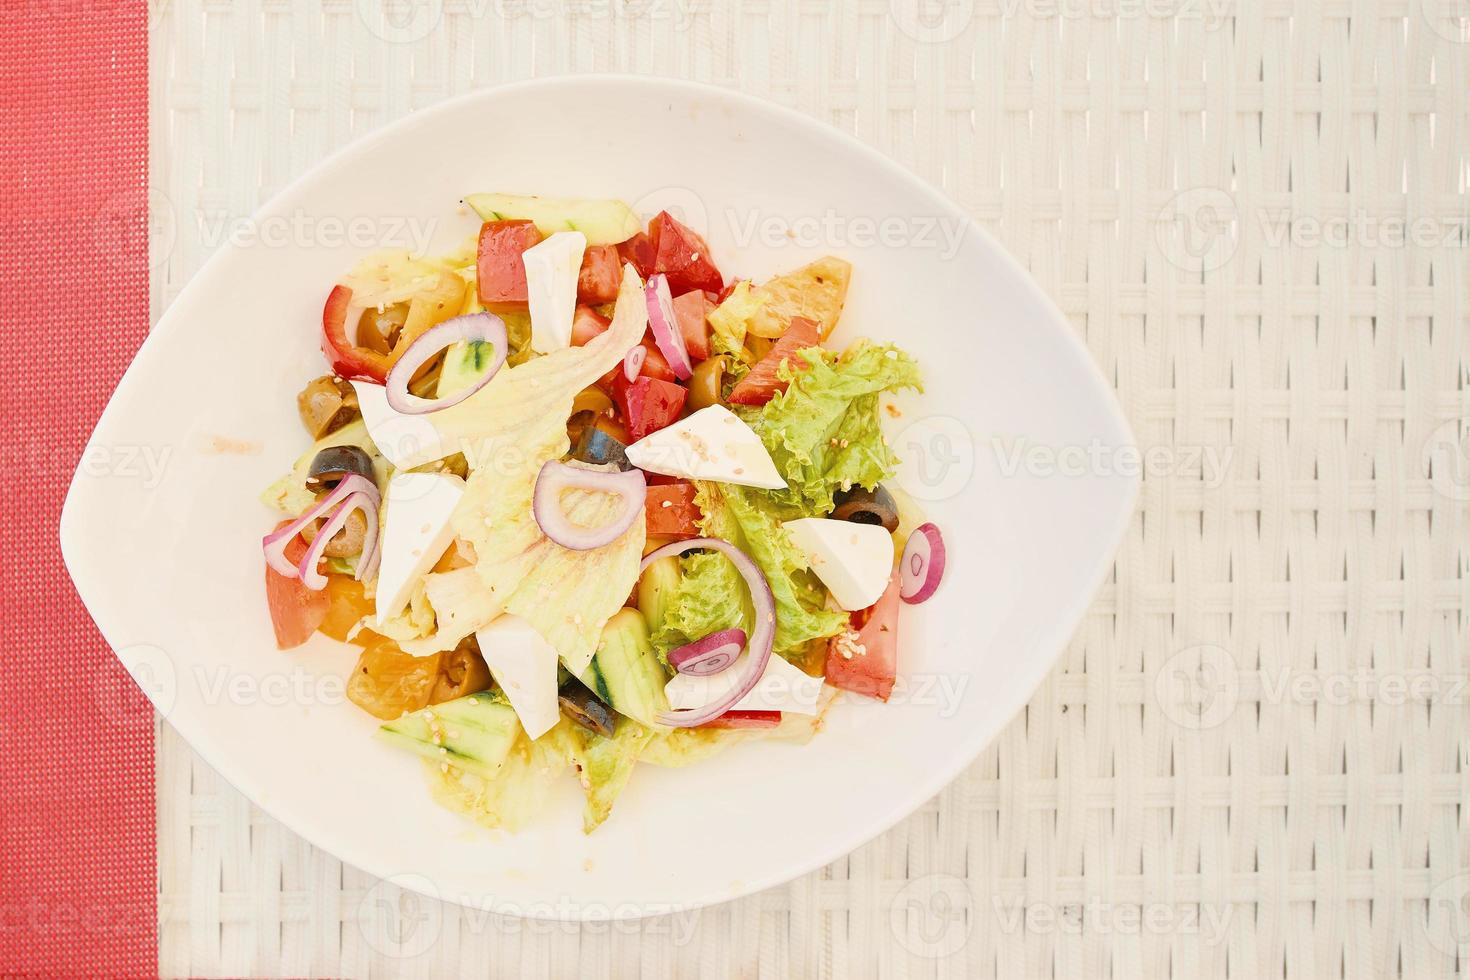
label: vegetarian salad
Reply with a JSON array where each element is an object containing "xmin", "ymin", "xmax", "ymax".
[{"xmin": 260, "ymin": 194, "xmax": 946, "ymax": 832}]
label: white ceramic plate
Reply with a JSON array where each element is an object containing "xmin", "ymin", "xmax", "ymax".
[{"xmin": 61, "ymin": 76, "xmax": 1136, "ymax": 919}]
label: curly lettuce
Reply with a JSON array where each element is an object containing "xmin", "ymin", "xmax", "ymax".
[
  {"xmin": 738, "ymin": 340, "xmax": 922, "ymax": 516},
  {"xmin": 653, "ymin": 482, "xmax": 846, "ymax": 663}
]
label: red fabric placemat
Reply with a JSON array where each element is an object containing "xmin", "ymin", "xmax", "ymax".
[{"xmin": 1, "ymin": 4, "xmax": 156, "ymax": 979}]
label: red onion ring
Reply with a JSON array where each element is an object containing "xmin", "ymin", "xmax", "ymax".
[
  {"xmin": 644, "ymin": 273, "xmax": 692, "ymax": 380},
  {"xmin": 900, "ymin": 522, "xmax": 946, "ymax": 604},
  {"xmin": 623, "ymin": 344, "xmax": 646, "ymax": 382},
  {"xmin": 384, "ymin": 312, "xmax": 508, "ymax": 415},
  {"xmin": 669, "ymin": 627, "xmax": 746, "ymax": 676},
  {"xmin": 532, "ymin": 460, "xmax": 647, "ymax": 551},
  {"xmin": 296, "ymin": 491, "xmax": 378, "ymax": 590},
  {"xmin": 640, "ymin": 538, "xmax": 774, "ymax": 727},
  {"xmin": 261, "ymin": 473, "xmax": 379, "ymax": 578}
]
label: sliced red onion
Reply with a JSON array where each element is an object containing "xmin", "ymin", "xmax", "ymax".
[
  {"xmin": 644, "ymin": 273, "xmax": 692, "ymax": 380},
  {"xmin": 384, "ymin": 312, "xmax": 507, "ymax": 415},
  {"xmin": 623, "ymin": 344, "xmax": 646, "ymax": 382},
  {"xmin": 640, "ymin": 538, "xmax": 774, "ymax": 727},
  {"xmin": 669, "ymin": 628, "xmax": 746, "ymax": 676},
  {"xmin": 262, "ymin": 473, "xmax": 379, "ymax": 577},
  {"xmin": 297, "ymin": 491, "xmax": 378, "ymax": 590},
  {"xmin": 900, "ymin": 522, "xmax": 945, "ymax": 604},
  {"xmin": 533, "ymin": 460, "xmax": 647, "ymax": 551}
]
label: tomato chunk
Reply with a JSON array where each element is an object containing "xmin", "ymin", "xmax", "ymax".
[
  {"xmin": 645, "ymin": 481, "xmax": 702, "ymax": 538},
  {"xmin": 672, "ymin": 290, "xmax": 712, "ymax": 361},
  {"xmin": 616, "ymin": 231, "xmax": 658, "ymax": 279},
  {"xmin": 727, "ymin": 316, "xmax": 821, "ymax": 406},
  {"xmin": 612, "ymin": 375, "xmax": 688, "ymax": 440},
  {"xmin": 650, "ymin": 211, "xmax": 723, "ymax": 294},
  {"xmin": 577, "ymin": 244, "xmax": 621, "ymax": 305},
  {"xmin": 476, "ymin": 219, "xmax": 542, "ymax": 308},
  {"xmin": 571, "ymin": 304, "xmax": 611, "ymax": 346},
  {"xmin": 265, "ymin": 521, "xmax": 330, "ymax": 650},
  {"xmin": 824, "ymin": 570, "xmax": 901, "ymax": 701},
  {"xmin": 592, "ymin": 334, "xmax": 677, "ymax": 392},
  {"xmin": 698, "ymin": 710, "xmax": 781, "ymax": 730}
]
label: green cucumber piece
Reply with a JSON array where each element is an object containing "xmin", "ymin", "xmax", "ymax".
[
  {"xmin": 586, "ymin": 609, "xmax": 669, "ymax": 729},
  {"xmin": 378, "ymin": 692, "xmax": 521, "ymax": 779},
  {"xmin": 464, "ymin": 193, "xmax": 641, "ymax": 245},
  {"xmin": 436, "ymin": 339, "xmax": 499, "ymax": 399},
  {"xmin": 637, "ymin": 556, "xmax": 681, "ymax": 639}
]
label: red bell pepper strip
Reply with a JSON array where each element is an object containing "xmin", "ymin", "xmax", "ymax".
[
  {"xmin": 697, "ymin": 710, "xmax": 782, "ymax": 730},
  {"xmin": 320, "ymin": 284, "xmax": 392, "ymax": 383}
]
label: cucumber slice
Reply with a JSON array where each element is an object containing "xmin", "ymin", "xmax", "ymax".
[
  {"xmin": 583, "ymin": 608, "xmax": 670, "ymax": 729},
  {"xmin": 435, "ymin": 339, "xmax": 499, "ymax": 399},
  {"xmin": 378, "ymin": 692, "xmax": 521, "ymax": 779},
  {"xmin": 637, "ymin": 555, "xmax": 681, "ymax": 639},
  {"xmin": 465, "ymin": 193, "xmax": 641, "ymax": 246}
]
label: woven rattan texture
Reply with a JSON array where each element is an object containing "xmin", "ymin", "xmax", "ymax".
[{"xmin": 152, "ymin": 2, "xmax": 1470, "ymax": 977}]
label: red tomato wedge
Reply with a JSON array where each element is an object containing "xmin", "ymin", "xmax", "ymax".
[
  {"xmin": 727, "ymin": 316, "xmax": 821, "ymax": 406},
  {"xmin": 672, "ymin": 289, "xmax": 712, "ymax": 361},
  {"xmin": 577, "ymin": 244, "xmax": 621, "ymax": 305},
  {"xmin": 616, "ymin": 231, "xmax": 658, "ymax": 279},
  {"xmin": 571, "ymin": 304, "xmax": 611, "ymax": 346},
  {"xmin": 476, "ymin": 219, "xmax": 542, "ymax": 308},
  {"xmin": 824, "ymin": 569, "xmax": 901, "ymax": 701},
  {"xmin": 697, "ymin": 710, "xmax": 781, "ymax": 730},
  {"xmin": 320, "ymin": 284, "xmax": 391, "ymax": 383},
  {"xmin": 612, "ymin": 375, "xmax": 688, "ymax": 440},
  {"xmin": 650, "ymin": 211, "xmax": 724, "ymax": 294},
  {"xmin": 265, "ymin": 521, "xmax": 330, "ymax": 650},
  {"xmin": 645, "ymin": 481, "xmax": 702, "ymax": 538}
]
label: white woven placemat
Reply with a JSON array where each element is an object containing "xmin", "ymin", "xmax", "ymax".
[{"xmin": 150, "ymin": 2, "xmax": 1470, "ymax": 977}]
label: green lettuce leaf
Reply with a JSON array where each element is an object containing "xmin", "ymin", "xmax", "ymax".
[
  {"xmin": 653, "ymin": 482, "xmax": 847, "ymax": 663},
  {"xmin": 565, "ymin": 721, "xmax": 653, "ymax": 833},
  {"xmin": 738, "ymin": 341, "xmax": 923, "ymax": 516}
]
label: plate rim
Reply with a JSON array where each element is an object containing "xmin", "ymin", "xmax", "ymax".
[{"xmin": 60, "ymin": 73, "xmax": 1139, "ymax": 920}]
